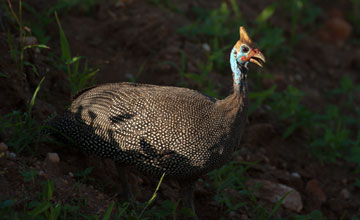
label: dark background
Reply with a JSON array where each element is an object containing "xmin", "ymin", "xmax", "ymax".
[{"xmin": 0, "ymin": 0, "xmax": 359, "ymax": 219}]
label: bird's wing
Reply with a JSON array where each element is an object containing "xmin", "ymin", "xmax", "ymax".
[{"xmin": 69, "ymin": 83, "xmax": 216, "ymax": 155}]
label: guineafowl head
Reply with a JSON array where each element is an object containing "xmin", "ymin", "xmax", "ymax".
[{"xmin": 230, "ymin": 26, "xmax": 266, "ymax": 76}]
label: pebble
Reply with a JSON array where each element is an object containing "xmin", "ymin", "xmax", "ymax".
[
  {"xmin": 45, "ymin": 153, "xmax": 60, "ymax": 163},
  {"xmin": 246, "ymin": 178, "xmax": 303, "ymax": 212},
  {"xmin": 316, "ymin": 8, "xmax": 352, "ymax": 47},
  {"xmin": 202, "ymin": 43, "xmax": 211, "ymax": 52},
  {"xmin": 69, "ymin": 172, "xmax": 74, "ymax": 177},
  {"xmin": 306, "ymin": 179, "xmax": 327, "ymax": 203},
  {"xmin": 290, "ymin": 172, "xmax": 301, "ymax": 178},
  {"xmin": 6, "ymin": 151, "xmax": 16, "ymax": 158},
  {"xmin": 38, "ymin": 170, "xmax": 45, "ymax": 176},
  {"xmin": 340, "ymin": 188, "xmax": 350, "ymax": 200},
  {"xmin": 290, "ymin": 172, "xmax": 303, "ymax": 189},
  {"xmin": 0, "ymin": 142, "xmax": 8, "ymax": 152}
]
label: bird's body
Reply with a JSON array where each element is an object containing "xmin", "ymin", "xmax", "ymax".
[
  {"xmin": 53, "ymin": 82, "xmax": 247, "ymax": 179},
  {"xmin": 50, "ymin": 26, "xmax": 265, "ymax": 219}
]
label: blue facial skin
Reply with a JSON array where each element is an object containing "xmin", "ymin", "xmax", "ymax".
[{"xmin": 230, "ymin": 45, "xmax": 250, "ymax": 86}]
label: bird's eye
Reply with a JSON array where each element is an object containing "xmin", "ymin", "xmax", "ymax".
[{"xmin": 241, "ymin": 46, "xmax": 249, "ymax": 53}]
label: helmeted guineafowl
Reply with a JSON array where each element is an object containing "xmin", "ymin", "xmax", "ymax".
[{"xmin": 50, "ymin": 26, "xmax": 265, "ymax": 219}]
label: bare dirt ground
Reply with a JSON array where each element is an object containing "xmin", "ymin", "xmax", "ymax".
[{"xmin": 1, "ymin": 0, "xmax": 360, "ymax": 219}]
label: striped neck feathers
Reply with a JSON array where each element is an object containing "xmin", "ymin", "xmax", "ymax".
[{"xmin": 230, "ymin": 47, "xmax": 248, "ymax": 94}]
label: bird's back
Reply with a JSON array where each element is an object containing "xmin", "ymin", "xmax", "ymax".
[{"xmin": 52, "ymin": 82, "xmax": 241, "ymax": 179}]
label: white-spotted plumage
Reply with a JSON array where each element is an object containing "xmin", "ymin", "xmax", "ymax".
[
  {"xmin": 53, "ymin": 83, "xmax": 243, "ymax": 179},
  {"xmin": 50, "ymin": 26, "xmax": 265, "ymax": 220}
]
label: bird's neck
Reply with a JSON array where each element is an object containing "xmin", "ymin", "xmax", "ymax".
[
  {"xmin": 229, "ymin": 72, "xmax": 248, "ymax": 114},
  {"xmin": 216, "ymin": 70, "xmax": 248, "ymax": 118},
  {"xmin": 232, "ymin": 67, "xmax": 248, "ymax": 95},
  {"xmin": 216, "ymin": 51, "xmax": 248, "ymax": 116}
]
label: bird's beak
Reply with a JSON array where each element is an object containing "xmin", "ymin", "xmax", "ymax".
[{"xmin": 250, "ymin": 51, "xmax": 266, "ymax": 68}]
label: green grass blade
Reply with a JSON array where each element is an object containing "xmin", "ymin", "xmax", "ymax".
[
  {"xmin": 268, "ymin": 190, "xmax": 292, "ymax": 219},
  {"xmin": 28, "ymin": 76, "xmax": 45, "ymax": 114},
  {"xmin": 138, "ymin": 172, "xmax": 166, "ymax": 218},
  {"xmin": 54, "ymin": 11, "xmax": 71, "ymax": 62},
  {"xmin": 102, "ymin": 202, "xmax": 115, "ymax": 220},
  {"xmin": 50, "ymin": 202, "xmax": 62, "ymax": 220},
  {"xmin": 23, "ymin": 44, "xmax": 50, "ymax": 50},
  {"xmin": 23, "ymin": 61, "xmax": 39, "ymax": 76},
  {"xmin": 29, "ymin": 201, "xmax": 51, "ymax": 218},
  {"xmin": 66, "ymin": 56, "xmax": 83, "ymax": 65},
  {"xmin": 47, "ymin": 179, "xmax": 54, "ymax": 200},
  {"xmin": 229, "ymin": 0, "xmax": 241, "ymax": 18},
  {"xmin": 256, "ymin": 4, "xmax": 276, "ymax": 23},
  {"xmin": 0, "ymin": 72, "xmax": 8, "ymax": 78},
  {"xmin": 115, "ymin": 203, "xmax": 129, "ymax": 219},
  {"xmin": 42, "ymin": 179, "xmax": 54, "ymax": 201}
]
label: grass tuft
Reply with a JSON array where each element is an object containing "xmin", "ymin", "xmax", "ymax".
[{"xmin": 54, "ymin": 11, "xmax": 98, "ymax": 95}]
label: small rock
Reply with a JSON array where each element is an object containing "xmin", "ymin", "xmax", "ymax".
[
  {"xmin": 290, "ymin": 172, "xmax": 303, "ymax": 189},
  {"xmin": 6, "ymin": 151, "xmax": 16, "ymax": 158},
  {"xmin": 246, "ymin": 179, "xmax": 303, "ymax": 212},
  {"xmin": 316, "ymin": 8, "xmax": 352, "ymax": 47},
  {"xmin": 0, "ymin": 142, "xmax": 8, "ymax": 152},
  {"xmin": 306, "ymin": 179, "xmax": 327, "ymax": 203},
  {"xmin": 45, "ymin": 153, "xmax": 60, "ymax": 163},
  {"xmin": 43, "ymin": 153, "xmax": 61, "ymax": 177},
  {"xmin": 69, "ymin": 172, "xmax": 74, "ymax": 177},
  {"xmin": 38, "ymin": 170, "xmax": 45, "ymax": 176},
  {"xmin": 202, "ymin": 43, "xmax": 211, "ymax": 52},
  {"xmin": 340, "ymin": 188, "xmax": 350, "ymax": 200},
  {"xmin": 291, "ymin": 172, "xmax": 301, "ymax": 178}
]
